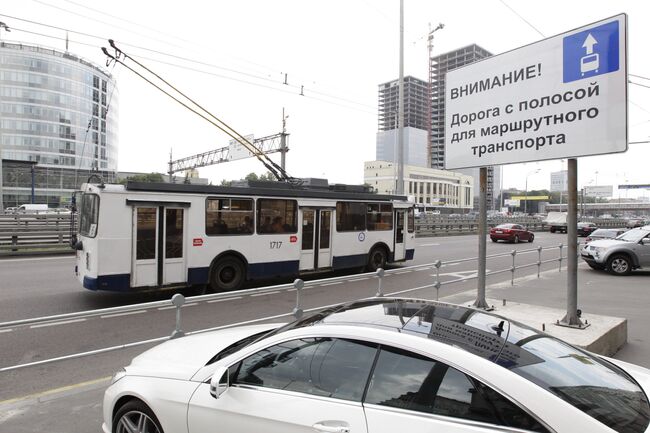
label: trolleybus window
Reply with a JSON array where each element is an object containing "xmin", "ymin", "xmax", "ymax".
[
  {"xmin": 336, "ymin": 202, "xmax": 366, "ymax": 232},
  {"xmin": 79, "ymin": 194, "xmax": 99, "ymax": 238},
  {"xmin": 408, "ymin": 207, "xmax": 415, "ymax": 233},
  {"xmin": 367, "ymin": 203, "xmax": 393, "ymax": 231},
  {"xmin": 257, "ymin": 199, "xmax": 297, "ymax": 234},
  {"xmin": 206, "ymin": 198, "xmax": 254, "ymax": 236}
]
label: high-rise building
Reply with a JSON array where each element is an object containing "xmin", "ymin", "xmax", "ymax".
[
  {"xmin": 376, "ymin": 76, "xmax": 428, "ymax": 167},
  {"xmin": 429, "ymin": 44, "xmax": 501, "ymax": 209},
  {"xmin": 0, "ymin": 42, "xmax": 119, "ymax": 208}
]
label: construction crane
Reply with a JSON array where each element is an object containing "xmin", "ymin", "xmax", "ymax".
[
  {"xmin": 167, "ymin": 131, "xmax": 288, "ymax": 181},
  {"xmin": 101, "ymin": 40, "xmax": 302, "ymax": 185}
]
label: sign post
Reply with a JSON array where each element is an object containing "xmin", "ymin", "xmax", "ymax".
[{"xmin": 444, "ymin": 14, "xmax": 627, "ymax": 315}]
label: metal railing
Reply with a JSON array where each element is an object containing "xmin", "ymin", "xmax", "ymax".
[
  {"xmin": 0, "ymin": 243, "xmax": 572, "ymax": 373},
  {"xmin": 0, "ymin": 213, "xmax": 73, "ymax": 255}
]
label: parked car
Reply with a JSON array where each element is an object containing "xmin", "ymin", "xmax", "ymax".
[
  {"xmin": 627, "ymin": 218, "xmax": 648, "ymax": 229},
  {"xmin": 584, "ymin": 228, "xmax": 627, "ymax": 245},
  {"xmin": 581, "ymin": 225, "xmax": 650, "ymax": 275},
  {"xmin": 103, "ymin": 298, "xmax": 650, "ymax": 433},
  {"xmin": 490, "ymin": 223, "xmax": 534, "ymax": 243},
  {"xmin": 577, "ymin": 222, "xmax": 598, "ymax": 237}
]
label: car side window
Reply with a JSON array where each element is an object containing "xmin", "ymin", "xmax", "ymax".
[
  {"xmin": 365, "ymin": 346, "xmax": 548, "ymax": 432},
  {"xmin": 232, "ymin": 337, "xmax": 378, "ymax": 402}
]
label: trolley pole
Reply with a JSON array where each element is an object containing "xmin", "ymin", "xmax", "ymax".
[{"xmin": 474, "ymin": 167, "xmax": 489, "ymax": 309}]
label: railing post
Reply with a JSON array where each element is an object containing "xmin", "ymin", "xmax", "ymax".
[
  {"xmin": 510, "ymin": 250, "xmax": 517, "ymax": 286},
  {"xmin": 292, "ymin": 279, "xmax": 304, "ymax": 320},
  {"xmin": 558, "ymin": 243, "xmax": 564, "ymax": 272},
  {"xmin": 375, "ymin": 268, "xmax": 385, "ymax": 297},
  {"xmin": 434, "ymin": 260, "xmax": 442, "ymax": 301},
  {"xmin": 537, "ymin": 245, "xmax": 543, "ymax": 278},
  {"xmin": 170, "ymin": 293, "xmax": 185, "ymax": 339}
]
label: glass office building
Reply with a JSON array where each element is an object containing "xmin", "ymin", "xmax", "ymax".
[{"xmin": 0, "ymin": 42, "xmax": 119, "ymax": 208}]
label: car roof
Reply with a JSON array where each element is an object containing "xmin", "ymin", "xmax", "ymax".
[{"xmin": 282, "ymin": 298, "xmax": 542, "ymax": 366}]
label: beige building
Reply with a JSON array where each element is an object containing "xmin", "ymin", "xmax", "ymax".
[{"xmin": 364, "ymin": 161, "xmax": 474, "ymax": 211}]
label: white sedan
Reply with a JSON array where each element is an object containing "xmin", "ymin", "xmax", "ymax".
[{"xmin": 104, "ymin": 298, "xmax": 650, "ymax": 433}]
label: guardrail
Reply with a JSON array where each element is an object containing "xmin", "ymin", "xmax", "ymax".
[
  {"xmin": 0, "ymin": 213, "xmax": 73, "ymax": 256},
  {"xmin": 0, "ymin": 242, "xmax": 573, "ymax": 373},
  {"xmin": 415, "ymin": 216, "xmax": 629, "ymax": 237}
]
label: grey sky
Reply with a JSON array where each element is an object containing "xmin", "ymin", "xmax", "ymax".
[{"xmin": 2, "ymin": 0, "xmax": 649, "ymax": 197}]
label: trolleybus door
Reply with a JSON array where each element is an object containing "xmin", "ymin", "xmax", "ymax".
[
  {"xmin": 299, "ymin": 208, "xmax": 333, "ymax": 271},
  {"xmin": 132, "ymin": 206, "xmax": 186, "ymax": 287},
  {"xmin": 393, "ymin": 209, "xmax": 406, "ymax": 261}
]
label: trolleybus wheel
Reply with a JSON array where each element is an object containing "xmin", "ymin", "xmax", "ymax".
[
  {"xmin": 366, "ymin": 246, "xmax": 388, "ymax": 272},
  {"xmin": 211, "ymin": 257, "xmax": 245, "ymax": 292}
]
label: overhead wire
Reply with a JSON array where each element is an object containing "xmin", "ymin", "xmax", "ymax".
[
  {"xmin": 0, "ymin": 13, "xmax": 375, "ymax": 112},
  {"xmin": 102, "ymin": 41, "xmax": 299, "ymax": 183}
]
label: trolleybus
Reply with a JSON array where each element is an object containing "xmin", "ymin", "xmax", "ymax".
[{"xmin": 73, "ymin": 180, "xmax": 415, "ymax": 292}]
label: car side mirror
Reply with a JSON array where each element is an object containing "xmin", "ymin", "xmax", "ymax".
[
  {"xmin": 641, "ymin": 238, "xmax": 650, "ymax": 245},
  {"xmin": 209, "ymin": 366, "xmax": 229, "ymax": 399}
]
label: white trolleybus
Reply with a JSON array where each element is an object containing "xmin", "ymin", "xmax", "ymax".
[{"xmin": 73, "ymin": 179, "xmax": 415, "ymax": 293}]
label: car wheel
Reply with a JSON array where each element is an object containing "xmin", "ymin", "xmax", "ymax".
[
  {"xmin": 528, "ymin": 234, "xmax": 534, "ymax": 243},
  {"xmin": 550, "ymin": 227, "xmax": 556, "ymax": 233},
  {"xmin": 211, "ymin": 256, "xmax": 246, "ymax": 292},
  {"xmin": 513, "ymin": 235, "xmax": 520, "ymax": 244},
  {"xmin": 607, "ymin": 254, "xmax": 632, "ymax": 276},
  {"xmin": 491, "ymin": 238, "xmax": 497, "ymax": 243},
  {"xmin": 113, "ymin": 400, "xmax": 164, "ymax": 433},
  {"xmin": 366, "ymin": 246, "xmax": 388, "ymax": 272}
]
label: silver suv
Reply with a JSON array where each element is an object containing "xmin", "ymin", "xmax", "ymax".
[{"xmin": 581, "ymin": 225, "xmax": 650, "ymax": 275}]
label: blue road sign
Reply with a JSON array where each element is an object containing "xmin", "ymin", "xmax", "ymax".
[{"xmin": 563, "ymin": 20, "xmax": 619, "ymax": 83}]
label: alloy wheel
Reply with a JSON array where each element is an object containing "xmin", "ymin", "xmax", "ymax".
[{"xmin": 116, "ymin": 410, "xmax": 161, "ymax": 433}]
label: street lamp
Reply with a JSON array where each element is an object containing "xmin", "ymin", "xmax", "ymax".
[{"xmin": 524, "ymin": 168, "xmax": 540, "ymax": 214}]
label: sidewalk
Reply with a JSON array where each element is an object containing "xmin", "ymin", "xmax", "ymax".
[{"xmin": 441, "ymin": 263, "xmax": 650, "ymax": 368}]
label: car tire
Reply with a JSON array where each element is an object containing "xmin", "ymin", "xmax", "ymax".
[
  {"xmin": 491, "ymin": 238, "xmax": 498, "ymax": 243},
  {"xmin": 513, "ymin": 235, "xmax": 520, "ymax": 244},
  {"xmin": 607, "ymin": 254, "xmax": 632, "ymax": 276},
  {"xmin": 113, "ymin": 399, "xmax": 164, "ymax": 433},
  {"xmin": 528, "ymin": 234, "xmax": 534, "ymax": 243},
  {"xmin": 550, "ymin": 227, "xmax": 556, "ymax": 233},
  {"xmin": 366, "ymin": 246, "xmax": 388, "ymax": 272},
  {"xmin": 210, "ymin": 256, "xmax": 246, "ymax": 292}
]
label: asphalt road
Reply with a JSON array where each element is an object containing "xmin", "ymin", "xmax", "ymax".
[{"xmin": 2, "ymin": 232, "xmax": 647, "ymax": 432}]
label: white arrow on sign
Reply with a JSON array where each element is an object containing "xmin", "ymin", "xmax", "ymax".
[{"xmin": 582, "ymin": 33, "xmax": 598, "ymax": 54}]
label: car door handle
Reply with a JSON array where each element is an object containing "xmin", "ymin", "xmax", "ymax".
[{"xmin": 312, "ymin": 422, "xmax": 350, "ymax": 433}]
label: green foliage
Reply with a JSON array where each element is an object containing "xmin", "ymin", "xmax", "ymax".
[{"xmin": 119, "ymin": 173, "xmax": 165, "ymax": 184}]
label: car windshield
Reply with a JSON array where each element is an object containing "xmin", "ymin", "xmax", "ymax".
[
  {"xmin": 616, "ymin": 228, "xmax": 650, "ymax": 242},
  {"xmin": 499, "ymin": 323, "xmax": 650, "ymax": 433},
  {"xmin": 496, "ymin": 224, "xmax": 514, "ymax": 229}
]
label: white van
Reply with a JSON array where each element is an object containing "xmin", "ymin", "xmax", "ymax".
[{"xmin": 16, "ymin": 204, "xmax": 49, "ymax": 213}]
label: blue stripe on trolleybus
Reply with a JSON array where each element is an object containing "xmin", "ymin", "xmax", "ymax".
[
  {"xmin": 83, "ymin": 274, "xmax": 130, "ymax": 291},
  {"xmin": 406, "ymin": 249, "xmax": 415, "ymax": 260},
  {"xmin": 332, "ymin": 254, "xmax": 367, "ymax": 270}
]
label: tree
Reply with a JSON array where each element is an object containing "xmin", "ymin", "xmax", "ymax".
[
  {"xmin": 244, "ymin": 172, "xmax": 259, "ymax": 181},
  {"xmin": 119, "ymin": 173, "xmax": 165, "ymax": 184},
  {"xmin": 259, "ymin": 171, "xmax": 277, "ymax": 181},
  {"xmin": 220, "ymin": 179, "xmax": 232, "ymax": 186}
]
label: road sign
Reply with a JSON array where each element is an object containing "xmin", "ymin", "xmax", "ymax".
[
  {"xmin": 584, "ymin": 185, "xmax": 613, "ymax": 198},
  {"xmin": 618, "ymin": 184, "xmax": 650, "ymax": 190},
  {"xmin": 504, "ymin": 199, "xmax": 520, "ymax": 206},
  {"xmin": 228, "ymin": 134, "xmax": 255, "ymax": 161},
  {"xmin": 445, "ymin": 14, "xmax": 627, "ymax": 170},
  {"xmin": 510, "ymin": 195, "xmax": 549, "ymax": 201}
]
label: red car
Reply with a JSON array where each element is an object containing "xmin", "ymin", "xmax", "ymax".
[{"xmin": 490, "ymin": 223, "xmax": 534, "ymax": 243}]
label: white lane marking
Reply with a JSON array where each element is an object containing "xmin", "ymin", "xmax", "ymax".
[
  {"xmin": 182, "ymin": 303, "xmax": 198, "ymax": 308},
  {"xmin": 395, "ymin": 270, "xmax": 413, "ymax": 274},
  {"xmin": 30, "ymin": 318, "xmax": 86, "ymax": 329},
  {"xmin": 207, "ymin": 296, "xmax": 243, "ymax": 303},
  {"xmin": 251, "ymin": 291, "xmax": 281, "ymax": 297},
  {"xmin": 101, "ymin": 310, "xmax": 147, "ymax": 319},
  {"xmin": 321, "ymin": 281, "xmax": 342, "ymax": 286},
  {"xmin": 0, "ymin": 328, "xmax": 13, "ymax": 334},
  {"xmin": 420, "ymin": 243, "xmax": 440, "ymax": 247},
  {"xmin": 349, "ymin": 277, "xmax": 370, "ymax": 281},
  {"xmin": 0, "ymin": 256, "xmax": 74, "ymax": 263}
]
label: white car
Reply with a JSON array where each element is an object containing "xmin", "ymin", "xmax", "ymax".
[{"xmin": 104, "ymin": 298, "xmax": 650, "ymax": 433}]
